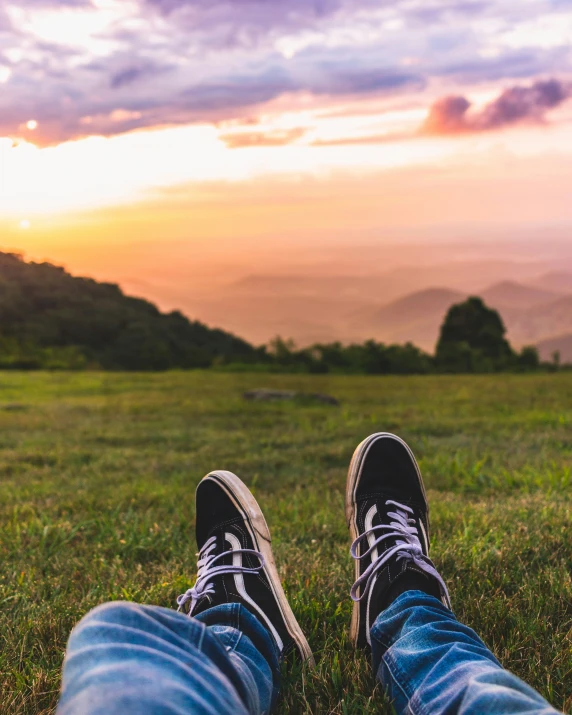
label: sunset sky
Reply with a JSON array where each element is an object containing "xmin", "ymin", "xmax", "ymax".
[{"xmin": 1, "ymin": 0, "xmax": 572, "ymax": 302}]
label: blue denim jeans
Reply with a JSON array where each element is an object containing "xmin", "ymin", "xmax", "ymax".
[
  {"xmin": 57, "ymin": 602, "xmax": 280, "ymax": 715},
  {"xmin": 58, "ymin": 592, "xmax": 562, "ymax": 714},
  {"xmin": 370, "ymin": 592, "xmax": 561, "ymax": 715}
]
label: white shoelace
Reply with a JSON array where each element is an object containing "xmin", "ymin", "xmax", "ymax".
[
  {"xmin": 177, "ymin": 535, "xmax": 266, "ymax": 616},
  {"xmin": 350, "ymin": 500, "xmax": 451, "ymax": 608}
]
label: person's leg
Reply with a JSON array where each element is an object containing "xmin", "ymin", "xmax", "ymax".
[
  {"xmin": 346, "ymin": 432, "xmax": 563, "ymax": 715},
  {"xmin": 371, "ymin": 591, "xmax": 561, "ymax": 715},
  {"xmin": 58, "ymin": 601, "xmax": 277, "ymax": 715},
  {"xmin": 58, "ymin": 470, "xmax": 313, "ymax": 715}
]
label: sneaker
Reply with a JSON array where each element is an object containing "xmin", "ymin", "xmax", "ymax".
[
  {"xmin": 177, "ymin": 470, "xmax": 314, "ymax": 665},
  {"xmin": 345, "ymin": 433, "xmax": 450, "ymax": 649}
]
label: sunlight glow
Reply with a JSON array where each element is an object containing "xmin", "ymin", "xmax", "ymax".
[
  {"xmin": 1, "ymin": 107, "xmax": 572, "ymax": 220},
  {"xmin": 0, "ymin": 123, "xmax": 454, "ymax": 217}
]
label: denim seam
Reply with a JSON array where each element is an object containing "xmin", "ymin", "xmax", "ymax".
[
  {"xmin": 196, "ymin": 621, "xmax": 206, "ymax": 652},
  {"xmin": 383, "ymin": 651, "xmax": 430, "ymax": 715},
  {"xmin": 371, "ymin": 626, "xmax": 395, "ymax": 651},
  {"xmin": 233, "ymin": 602, "xmax": 241, "ymax": 631}
]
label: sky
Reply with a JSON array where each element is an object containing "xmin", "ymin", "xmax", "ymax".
[{"xmin": 1, "ymin": 0, "xmax": 572, "ymax": 301}]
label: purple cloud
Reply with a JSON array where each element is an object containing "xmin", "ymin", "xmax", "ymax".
[
  {"xmin": 423, "ymin": 78, "xmax": 572, "ymax": 134},
  {"xmin": 1, "ymin": 0, "xmax": 572, "ymax": 145},
  {"xmin": 110, "ymin": 62, "xmax": 173, "ymax": 89}
]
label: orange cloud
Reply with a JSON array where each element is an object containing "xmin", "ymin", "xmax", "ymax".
[{"xmin": 220, "ymin": 128, "xmax": 306, "ymax": 149}]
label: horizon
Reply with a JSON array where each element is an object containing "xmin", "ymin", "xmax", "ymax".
[
  {"xmin": 1, "ymin": 0, "xmax": 572, "ymax": 352},
  {"xmin": 2, "ymin": 243, "xmax": 572, "ymax": 364}
]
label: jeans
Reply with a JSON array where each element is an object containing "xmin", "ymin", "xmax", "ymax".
[
  {"xmin": 57, "ymin": 602, "xmax": 280, "ymax": 715},
  {"xmin": 58, "ymin": 591, "xmax": 562, "ymax": 715},
  {"xmin": 370, "ymin": 592, "xmax": 561, "ymax": 715}
]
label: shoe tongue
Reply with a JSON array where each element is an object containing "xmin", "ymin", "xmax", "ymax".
[{"xmin": 369, "ymin": 499, "xmax": 410, "ymax": 552}]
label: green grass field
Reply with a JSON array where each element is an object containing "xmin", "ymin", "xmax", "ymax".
[{"xmin": 1, "ymin": 371, "xmax": 571, "ymax": 714}]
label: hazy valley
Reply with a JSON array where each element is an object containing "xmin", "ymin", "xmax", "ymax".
[
  {"xmin": 187, "ymin": 271, "xmax": 572, "ymax": 361},
  {"xmin": 104, "ymin": 239, "xmax": 572, "ymax": 361}
]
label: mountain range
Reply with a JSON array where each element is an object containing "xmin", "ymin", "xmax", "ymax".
[{"xmin": 188, "ymin": 273, "xmax": 572, "ymax": 362}]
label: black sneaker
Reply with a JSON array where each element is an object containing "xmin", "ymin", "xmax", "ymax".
[
  {"xmin": 345, "ymin": 433, "xmax": 450, "ymax": 649},
  {"xmin": 177, "ymin": 470, "xmax": 314, "ymax": 665}
]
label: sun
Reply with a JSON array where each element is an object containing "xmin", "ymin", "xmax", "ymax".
[
  {"xmin": 19, "ymin": 219, "xmax": 31, "ymax": 230},
  {"xmin": 26, "ymin": 120, "xmax": 38, "ymax": 131}
]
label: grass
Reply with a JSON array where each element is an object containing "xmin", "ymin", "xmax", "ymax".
[{"xmin": 0, "ymin": 371, "xmax": 571, "ymax": 714}]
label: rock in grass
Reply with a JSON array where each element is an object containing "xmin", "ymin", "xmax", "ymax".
[{"xmin": 243, "ymin": 389, "xmax": 339, "ymax": 405}]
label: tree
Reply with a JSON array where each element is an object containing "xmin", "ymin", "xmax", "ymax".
[
  {"xmin": 517, "ymin": 346, "xmax": 540, "ymax": 371},
  {"xmin": 435, "ymin": 297, "xmax": 514, "ymax": 372}
]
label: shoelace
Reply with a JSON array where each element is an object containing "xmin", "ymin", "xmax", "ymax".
[
  {"xmin": 350, "ymin": 499, "xmax": 451, "ymax": 608},
  {"xmin": 177, "ymin": 535, "xmax": 266, "ymax": 616}
]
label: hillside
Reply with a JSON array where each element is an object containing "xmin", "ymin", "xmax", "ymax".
[
  {"xmin": 2, "ymin": 252, "xmax": 570, "ymax": 369},
  {"xmin": 188, "ymin": 293, "xmax": 370, "ymax": 346},
  {"xmin": 191, "ymin": 264, "xmax": 572, "ymax": 349},
  {"xmin": 480, "ymin": 281, "xmax": 559, "ymax": 309},
  {"xmin": 0, "ymin": 252, "xmax": 260, "ymax": 370},
  {"xmin": 337, "ymin": 282, "xmax": 572, "ymax": 352},
  {"xmin": 531, "ymin": 272, "xmax": 572, "ymax": 294},
  {"xmin": 536, "ymin": 333, "xmax": 572, "ymax": 363},
  {"xmin": 355, "ymin": 288, "xmax": 466, "ymax": 351},
  {"xmin": 508, "ymin": 295, "xmax": 572, "ymax": 346}
]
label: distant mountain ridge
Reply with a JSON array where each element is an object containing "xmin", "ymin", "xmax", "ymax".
[
  {"xmin": 2, "ymin": 251, "xmax": 570, "ymax": 368},
  {"xmin": 531, "ymin": 272, "xmax": 572, "ymax": 294},
  {"xmin": 354, "ymin": 288, "xmax": 466, "ymax": 348},
  {"xmin": 356, "ymin": 280, "xmax": 572, "ymax": 352},
  {"xmin": 509, "ymin": 295, "xmax": 572, "ymax": 345},
  {"xmin": 187, "ymin": 269, "xmax": 572, "ymax": 356},
  {"xmin": 479, "ymin": 281, "xmax": 560, "ymax": 309},
  {"xmin": 536, "ymin": 333, "xmax": 572, "ymax": 363}
]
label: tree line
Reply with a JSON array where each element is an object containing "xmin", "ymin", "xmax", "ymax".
[
  {"xmin": 0, "ymin": 252, "xmax": 560, "ymax": 373},
  {"xmin": 257, "ymin": 298, "xmax": 546, "ymax": 375}
]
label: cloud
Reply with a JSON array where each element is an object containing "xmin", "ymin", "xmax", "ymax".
[
  {"xmin": 110, "ymin": 62, "xmax": 172, "ymax": 89},
  {"xmin": 138, "ymin": 0, "xmax": 379, "ymax": 53},
  {"xmin": 405, "ymin": 1, "xmax": 490, "ymax": 25},
  {"xmin": 144, "ymin": 0, "xmax": 350, "ymax": 26},
  {"xmin": 13, "ymin": 0, "xmax": 90, "ymax": 5},
  {"xmin": 423, "ymin": 78, "xmax": 572, "ymax": 135},
  {"xmin": 311, "ymin": 131, "xmax": 412, "ymax": 147},
  {"xmin": 435, "ymin": 47, "xmax": 571, "ymax": 83},
  {"xmin": 110, "ymin": 66, "xmax": 148, "ymax": 89},
  {"xmin": 0, "ymin": 50, "xmax": 423, "ymax": 146},
  {"xmin": 0, "ymin": 8, "xmax": 13, "ymax": 31},
  {"xmin": 2, "ymin": 0, "xmax": 572, "ymax": 145},
  {"xmin": 220, "ymin": 127, "xmax": 307, "ymax": 148}
]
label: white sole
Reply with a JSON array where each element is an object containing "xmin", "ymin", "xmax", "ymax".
[
  {"xmin": 345, "ymin": 433, "xmax": 427, "ymax": 646},
  {"xmin": 203, "ymin": 470, "xmax": 315, "ymax": 667}
]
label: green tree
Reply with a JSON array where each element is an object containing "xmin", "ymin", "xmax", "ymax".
[
  {"xmin": 435, "ymin": 297, "xmax": 514, "ymax": 372},
  {"xmin": 517, "ymin": 346, "xmax": 540, "ymax": 371}
]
